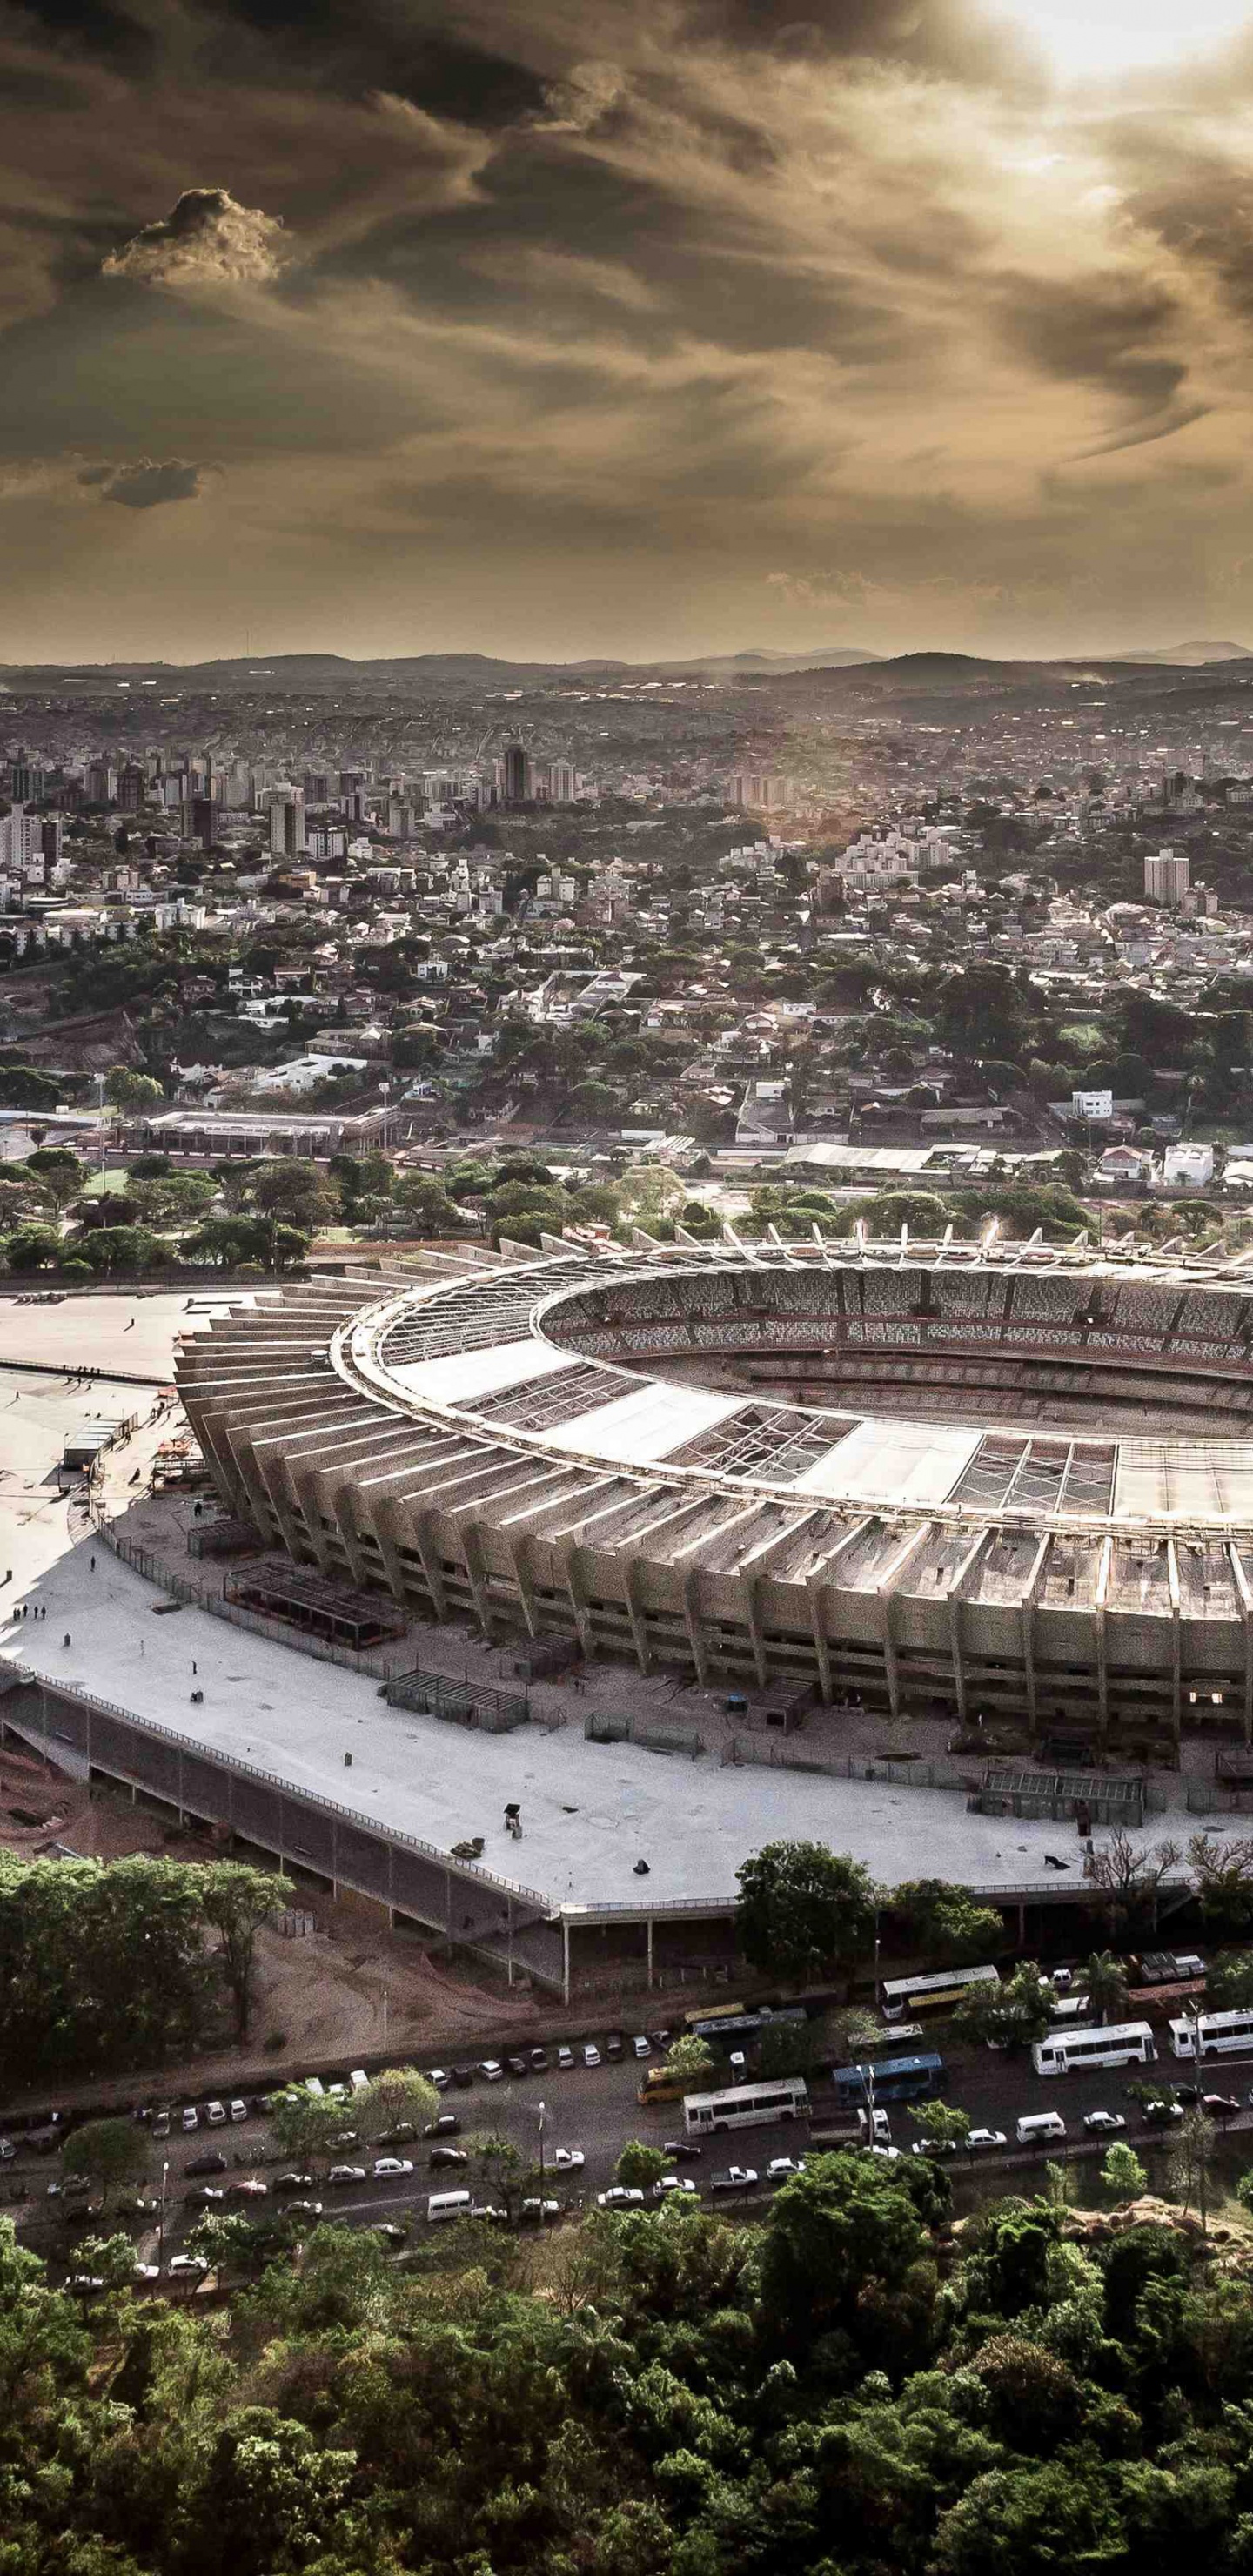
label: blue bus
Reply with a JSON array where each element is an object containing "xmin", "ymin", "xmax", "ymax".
[{"xmin": 831, "ymin": 2052, "xmax": 945, "ymax": 2106}]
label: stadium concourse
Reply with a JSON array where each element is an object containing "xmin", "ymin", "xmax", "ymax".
[{"xmin": 177, "ymin": 1232, "xmax": 1253, "ymax": 1775}]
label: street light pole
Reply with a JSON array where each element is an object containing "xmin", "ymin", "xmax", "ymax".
[
  {"xmin": 157, "ymin": 2158, "xmax": 169, "ymax": 2271},
  {"xmin": 537, "ymin": 2099, "xmax": 546, "ymax": 2191}
]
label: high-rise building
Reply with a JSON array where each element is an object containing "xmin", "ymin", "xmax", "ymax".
[
  {"xmin": 728, "ymin": 771, "xmax": 790, "ymax": 811},
  {"xmin": 118, "ymin": 763, "xmax": 147, "ymax": 813},
  {"xmin": 268, "ymin": 788, "xmax": 306, "ymax": 859},
  {"xmin": 182, "ymin": 796, "xmax": 217, "ymax": 849},
  {"xmin": 502, "ymin": 743, "xmax": 532, "ymax": 802},
  {"xmin": 1144, "ymin": 847, "xmax": 1190, "ymax": 907}
]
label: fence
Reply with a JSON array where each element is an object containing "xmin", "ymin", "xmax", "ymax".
[
  {"xmin": 97, "ymin": 1522, "xmax": 417, "ymax": 1681},
  {"xmin": 586, "ymin": 1711, "xmax": 706, "ymax": 1758},
  {"xmin": 385, "ymin": 1667, "xmax": 530, "ymax": 1733},
  {"xmin": 720, "ymin": 1736, "xmax": 979, "ymax": 1790}
]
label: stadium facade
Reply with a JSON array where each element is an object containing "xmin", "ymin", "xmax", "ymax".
[{"xmin": 176, "ymin": 1238, "xmax": 1253, "ymax": 1768}]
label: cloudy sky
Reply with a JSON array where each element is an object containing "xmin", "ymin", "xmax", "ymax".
[{"xmin": 6, "ymin": 0, "xmax": 1253, "ymax": 661}]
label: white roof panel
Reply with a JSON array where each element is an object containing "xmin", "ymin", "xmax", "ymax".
[
  {"xmin": 540, "ymin": 1381, "xmax": 741, "ymax": 1466},
  {"xmin": 795, "ymin": 1415, "xmax": 982, "ymax": 1505},
  {"xmin": 388, "ymin": 1338, "xmax": 573, "ymax": 1407},
  {"xmin": 1114, "ymin": 1441, "xmax": 1253, "ymax": 1522}
]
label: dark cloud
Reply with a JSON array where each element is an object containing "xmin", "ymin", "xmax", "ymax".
[
  {"xmin": 991, "ymin": 272, "xmax": 1190, "ymax": 420},
  {"xmin": 2, "ymin": 0, "xmax": 153, "ymax": 69},
  {"xmin": 79, "ymin": 457, "xmax": 209, "ymax": 506}
]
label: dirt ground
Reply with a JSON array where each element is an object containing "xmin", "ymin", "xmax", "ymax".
[{"xmin": 0, "ymin": 1750, "xmax": 543, "ymax": 2113}]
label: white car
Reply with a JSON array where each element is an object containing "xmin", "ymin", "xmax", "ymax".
[
  {"xmin": 167, "ymin": 2254, "xmax": 208, "ymax": 2278},
  {"xmin": 653, "ymin": 2176, "xmax": 699, "ymax": 2197},
  {"xmin": 1082, "ymin": 2110, "xmax": 1127, "ymax": 2134},
  {"xmin": 710, "ymin": 2166, "xmax": 759, "ymax": 2192},
  {"xmin": 479, "ymin": 2061, "xmax": 506, "ymax": 2083},
  {"xmin": 228, "ymin": 2099, "xmax": 248, "ymax": 2124},
  {"xmin": 911, "ymin": 2137, "xmax": 957, "ymax": 2157},
  {"xmin": 521, "ymin": 2197, "xmax": 560, "ymax": 2221},
  {"xmin": 557, "ymin": 2046, "xmax": 574, "ymax": 2071},
  {"xmin": 582, "ymin": 2043, "xmax": 600, "ymax": 2070},
  {"xmin": 181, "ymin": 2107, "xmax": 198, "ymax": 2133},
  {"xmin": 427, "ymin": 2070, "xmax": 450, "ymax": 2091},
  {"xmin": 633, "ymin": 2036, "xmax": 652, "ymax": 2059},
  {"xmin": 868, "ymin": 2143, "xmax": 903, "ymax": 2161},
  {"xmin": 132, "ymin": 2263, "xmax": 160, "ymax": 2283},
  {"xmin": 329, "ymin": 2163, "xmax": 366, "ymax": 2184},
  {"xmin": 597, "ymin": 2185, "xmax": 645, "ymax": 2209},
  {"xmin": 552, "ymin": 2147, "xmax": 584, "ymax": 2170},
  {"xmin": 967, "ymin": 2128, "xmax": 1007, "ymax": 2152},
  {"xmin": 373, "ymin": 2156, "xmax": 414, "ymax": 2178},
  {"xmin": 205, "ymin": 2101, "xmax": 226, "ymax": 2126},
  {"xmin": 767, "ymin": 2156, "xmax": 805, "ymax": 2181}
]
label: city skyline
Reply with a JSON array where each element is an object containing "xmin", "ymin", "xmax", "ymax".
[{"xmin": 6, "ymin": 0, "xmax": 1253, "ymax": 663}]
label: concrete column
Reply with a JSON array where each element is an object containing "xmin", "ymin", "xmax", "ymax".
[
  {"xmin": 563, "ymin": 1913, "xmax": 571, "ymax": 2009},
  {"xmin": 745, "ymin": 1580, "xmax": 768, "ymax": 1689},
  {"xmin": 682, "ymin": 1568, "xmax": 710, "ymax": 1686},
  {"xmin": 647, "ymin": 1915, "xmax": 653, "ymax": 1989},
  {"xmin": 1228, "ymin": 1545, "xmax": 1253, "ymax": 1745},
  {"xmin": 507, "ymin": 1532, "xmax": 539, "ymax": 1640},
  {"xmin": 1166, "ymin": 1540, "xmax": 1183, "ymax": 1745},
  {"xmin": 413, "ymin": 1513, "xmax": 451, "ymax": 1620},
  {"xmin": 806, "ymin": 1578, "xmax": 834, "ymax": 1703},
  {"xmin": 559, "ymin": 1546, "xmax": 595, "ymax": 1656},
  {"xmin": 1095, "ymin": 1535, "xmax": 1113, "ymax": 1752},
  {"xmin": 623, "ymin": 1558, "xmax": 653, "ymax": 1675}
]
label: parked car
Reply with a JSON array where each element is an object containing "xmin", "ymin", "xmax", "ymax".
[
  {"xmin": 374, "ymin": 2223, "xmax": 407, "ymax": 2246},
  {"xmin": 582, "ymin": 2043, "xmax": 601, "ymax": 2070},
  {"xmin": 426, "ymin": 2070, "xmax": 451, "ymax": 2091},
  {"xmin": 424, "ymin": 2114, "xmax": 461, "ymax": 2138},
  {"xmin": 709, "ymin": 2167, "xmax": 758, "ymax": 2193},
  {"xmin": 205, "ymin": 2101, "xmax": 227, "ymax": 2127},
  {"xmin": 597, "ymin": 2186, "xmax": 644, "ymax": 2209},
  {"xmin": 450, "ymin": 2068, "xmax": 476, "ymax": 2090},
  {"xmin": 65, "ymin": 2274, "xmax": 105, "ymax": 2295},
  {"xmin": 166, "ymin": 2254, "xmax": 208, "ymax": 2278},
  {"xmin": 520, "ymin": 2197, "xmax": 561, "ymax": 2222},
  {"xmin": 479, "ymin": 2060, "xmax": 506, "ymax": 2083},
  {"xmin": 767, "ymin": 2157, "xmax": 805, "ymax": 2181},
  {"xmin": 1082, "ymin": 2110, "xmax": 1126, "ymax": 2134},
  {"xmin": 373, "ymin": 2156, "xmax": 415, "ymax": 2178},
  {"xmin": 552, "ymin": 2147, "xmax": 584, "ymax": 2170},
  {"xmin": 152, "ymin": 2113, "xmax": 171, "ymax": 2141},
  {"xmin": 605, "ymin": 2034, "xmax": 625, "ymax": 2061},
  {"xmin": 632, "ymin": 2037, "xmax": 651, "ymax": 2060},
  {"xmin": 284, "ymin": 2201, "xmax": 324, "ymax": 2223},
  {"xmin": 529, "ymin": 2048, "xmax": 549, "ymax": 2071},
  {"xmin": 653, "ymin": 2176, "xmax": 699, "ymax": 2197},
  {"xmin": 506, "ymin": 2056, "xmax": 529, "ymax": 2079},
  {"xmin": 376, "ymin": 2123, "xmax": 417, "ymax": 2148},
  {"xmin": 229, "ymin": 2177, "xmax": 269, "ymax": 2199},
  {"xmin": 1140, "ymin": 2098, "xmax": 1185, "ymax": 2125},
  {"xmin": 557, "ymin": 2046, "xmax": 574, "ymax": 2072},
  {"xmin": 967, "ymin": 2129, "xmax": 1008, "ymax": 2152},
  {"xmin": 228, "ymin": 2099, "xmax": 248, "ymax": 2124},
  {"xmin": 1203, "ymin": 2094, "xmax": 1240, "ymax": 2118},
  {"xmin": 662, "ymin": 2140, "xmax": 704, "ymax": 2163},
  {"xmin": 275, "ymin": 2172, "xmax": 315, "ymax": 2192},
  {"xmin": 131, "ymin": 2263, "xmax": 160, "ymax": 2283},
  {"xmin": 428, "ymin": 2147, "xmax": 468, "ymax": 2170},
  {"xmin": 329, "ymin": 2164, "xmax": 366, "ymax": 2184},
  {"xmin": 180, "ymin": 2108, "xmax": 198, "ymax": 2133},
  {"xmin": 184, "ymin": 2185, "xmax": 226, "ymax": 2208},
  {"xmin": 185, "ymin": 2152, "xmax": 228, "ymax": 2177}
]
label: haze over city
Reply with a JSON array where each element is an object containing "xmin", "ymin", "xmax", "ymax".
[{"xmin": 5, "ymin": 0, "xmax": 1253, "ymax": 661}]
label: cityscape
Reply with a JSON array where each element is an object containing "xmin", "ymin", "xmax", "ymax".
[{"xmin": 11, "ymin": 0, "xmax": 1253, "ymax": 2566}]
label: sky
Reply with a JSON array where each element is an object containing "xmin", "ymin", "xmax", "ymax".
[{"xmin": 6, "ymin": 0, "xmax": 1253, "ymax": 664}]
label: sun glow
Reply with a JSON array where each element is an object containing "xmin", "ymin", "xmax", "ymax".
[{"xmin": 1009, "ymin": 0, "xmax": 1253, "ymax": 75}]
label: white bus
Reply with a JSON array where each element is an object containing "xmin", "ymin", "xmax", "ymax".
[
  {"xmin": 881, "ymin": 1965, "xmax": 1000, "ymax": 2021},
  {"xmin": 1032, "ymin": 2020, "xmax": 1156, "ymax": 2077},
  {"xmin": 683, "ymin": 2077, "xmax": 810, "ymax": 2137},
  {"xmin": 1169, "ymin": 2008, "xmax": 1253, "ymax": 2059}
]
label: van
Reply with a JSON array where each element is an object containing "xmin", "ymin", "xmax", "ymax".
[
  {"xmin": 856, "ymin": 2106, "xmax": 891, "ymax": 2143},
  {"xmin": 303, "ymin": 2077, "xmax": 325, "ymax": 2101},
  {"xmin": 427, "ymin": 2190, "xmax": 472, "ymax": 2224},
  {"xmin": 349, "ymin": 2070, "xmax": 369, "ymax": 2096},
  {"xmin": 1015, "ymin": 2111, "xmax": 1067, "ymax": 2147}
]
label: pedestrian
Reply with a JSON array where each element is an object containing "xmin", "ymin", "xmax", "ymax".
[
  {"xmin": 192, "ymin": 1660, "xmax": 197, "ymax": 1675},
  {"xmin": 90, "ymin": 1555, "xmax": 96, "ymax": 1571},
  {"xmin": 63, "ymin": 1632, "xmax": 70, "ymax": 1647}
]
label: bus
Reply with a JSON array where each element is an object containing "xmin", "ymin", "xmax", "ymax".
[
  {"xmin": 1032, "ymin": 2020, "xmax": 1156, "ymax": 2077},
  {"xmin": 1169, "ymin": 2008, "xmax": 1253, "ymax": 2059},
  {"xmin": 832, "ymin": 2053, "xmax": 945, "ymax": 2107},
  {"xmin": 1045, "ymin": 1995, "xmax": 1093, "ymax": 2028},
  {"xmin": 683, "ymin": 2001, "xmax": 745, "ymax": 2028},
  {"xmin": 636, "ymin": 2067, "xmax": 688, "ymax": 2107},
  {"xmin": 685, "ymin": 2006, "xmax": 809, "ymax": 2048},
  {"xmin": 682, "ymin": 2077, "xmax": 810, "ymax": 2137},
  {"xmin": 880, "ymin": 1966, "xmax": 1000, "ymax": 2021}
]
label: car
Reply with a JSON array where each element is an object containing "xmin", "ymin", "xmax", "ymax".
[
  {"xmin": 582, "ymin": 2043, "xmax": 601, "ymax": 2070},
  {"xmin": 166, "ymin": 2254, "xmax": 209, "ymax": 2278},
  {"xmin": 329, "ymin": 2128, "xmax": 359, "ymax": 2150},
  {"xmin": 329, "ymin": 2164, "xmax": 366, "ymax": 2184},
  {"xmin": 373, "ymin": 2156, "xmax": 415, "ymax": 2178},
  {"xmin": 966, "ymin": 2129, "xmax": 1007, "ymax": 2153},
  {"xmin": 152, "ymin": 2112, "xmax": 171, "ymax": 2140},
  {"xmin": 284, "ymin": 2201, "xmax": 324, "ymax": 2223},
  {"xmin": 428, "ymin": 2146, "xmax": 468, "ymax": 2170},
  {"xmin": 479, "ymin": 2060, "xmax": 506, "ymax": 2084},
  {"xmin": 1082, "ymin": 2110, "xmax": 1127, "ymax": 2134},
  {"xmin": 185, "ymin": 2151, "xmax": 228, "ymax": 2177},
  {"xmin": 552, "ymin": 2147, "xmax": 584, "ymax": 2170},
  {"xmin": 229, "ymin": 2177, "xmax": 269, "ymax": 2199},
  {"xmin": 529, "ymin": 2048, "xmax": 549, "ymax": 2071},
  {"xmin": 633, "ymin": 2036, "xmax": 652, "ymax": 2060},
  {"xmin": 662, "ymin": 2140, "xmax": 704, "ymax": 2163},
  {"xmin": 1204, "ymin": 2094, "xmax": 1240, "ymax": 2118},
  {"xmin": 424, "ymin": 2114, "xmax": 461, "ymax": 2138},
  {"xmin": 605, "ymin": 2034, "xmax": 625, "ymax": 2061},
  {"xmin": 275, "ymin": 2171, "xmax": 316, "ymax": 2192},
  {"xmin": 868, "ymin": 2143, "xmax": 903, "ymax": 2161},
  {"xmin": 205, "ymin": 2100, "xmax": 227, "ymax": 2126},
  {"xmin": 767, "ymin": 2156, "xmax": 805, "ymax": 2181},
  {"xmin": 856, "ymin": 2108, "xmax": 891, "ymax": 2144},
  {"xmin": 450, "ymin": 2067, "xmax": 476, "ymax": 2090},
  {"xmin": 1140, "ymin": 2099, "xmax": 1185, "ymax": 2125},
  {"xmin": 470, "ymin": 2203, "xmax": 508, "ymax": 2224},
  {"xmin": 180, "ymin": 2108, "xmax": 198, "ymax": 2133},
  {"xmin": 64, "ymin": 2273, "xmax": 105, "ymax": 2295},
  {"xmin": 653, "ymin": 2176, "xmax": 699, "ymax": 2197},
  {"xmin": 374, "ymin": 2223, "xmax": 408, "ymax": 2246},
  {"xmin": 597, "ymin": 2186, "xmax": 645, "ymax": 2209},
  {"xmin": 521, "ymin": 2197, "xmax": 561, "ymax": 2222},
  {"xmin": 426, "ymin": 2070, "xmax": 451, "ymax": 2092},
  {"xmin": 228, "ymin": 2099, "xmax": 248, "ymax": 2124},
  {"xmin": 506, "ymin": 2055, "xmax": 529, "ymax": 2079},
  {"xmin": 184, "ymin": 2185, "xmax": 226, "ymax": 2207},
  {"xmin": 557, "ymin": 2046, "xmax": 574, "ymax": 2072},
  {"xmin": 131, "ymin": 2263, "xmax": 160, "ymax": 2283},
  {"xmin": 376, "ymin": 2122, "xmax": 417, "ymax": 2148},
  {"xmin": 46, "ymin": 2176, "xmax": 90, "ymax": 2199},
  {"xmin": 710, "ymin": 2167, "xmax": 759, "ymax": 2193},
  {"xmin": 326, "ymin": 2083, "xmax": 349, "ymax": 2104}
]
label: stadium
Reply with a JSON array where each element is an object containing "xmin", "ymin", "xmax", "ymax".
[{"xmin": 177, "ymin": 1230, "xmax": 1253, "ymax": 1773}]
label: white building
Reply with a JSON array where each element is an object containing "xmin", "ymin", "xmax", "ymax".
[
  {"xmin": 1161, "ymin": 1143, "xmax": 1215, "ymax": 1190},
  {"xmin": 1144, "ymin": 847, "xmax": 1190, "ymax": 907}
]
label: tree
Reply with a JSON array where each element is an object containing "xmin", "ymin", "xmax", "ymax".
[
  {"xmin": 662, "ymin": 2035, "xmax": 716, "ymax": 2086},
  {"xmin": 25, "ymin": 1148, "xmax": 88, "ymax": 1215},
  {"xmin": 104, "ymin": 1068, "xmax": 164, "ymax": 1110},
  {"xmin": 355, "ymin": 2067, "xmax": 440, "ymax": 2142},
  {"xmin": 1206, "ymin": 1949, "xmax": 1253, "ymax": 2009},
  {"xmin": 128, "ymin": 1171, "xmax": 217, "ymax": 1227},
  {"xmin": 466, "ymin": 2130, "xmax": 526, "ymax": 2213},
  {"xmin": 269, "ymin": 2087, "xmax": 352, "ymax": 2173},
  {"xmin": 77, "ymin": 1224, "xmax": 160, "ymax": 1276},
  {"xmin": 1080, "ymin": 1950, "xmax": 1130, "ymax": 2025},
  {"xmin": 248, "ymin": 1159, "xmax": 338, "ymax": 1235},
  {"xmin": 4, "ymin": 1223, "xmax": 62, "ymax": 1272},
  {"xmin": 391, "ymin": 1173, "xmax": 464, "ymax": 1236},
  {"xmin": 756, "ymin": 2017, "xmax": 814, "ymax": 2078},
  {"xmin": 60, "ymin": 2118, "xmax": 153, "ymax": 2211},
  {"xmin": 757, "ymin": 2152, "xmax": 928, "ymax": 2360},
  {"xmin": 908, "ymin": 2101, "xmax": 972, "ymax": 2153},
  {"xmin": 1170, "ymin": 2108, "xmax": 1216, "ymax": 2233},
  {"xmin": 1103, "ymin": 2141, "xmax": 1148, "ymax": 2204},
  {"xmin": 954, "ymin": 1962, "xmax": 1055, "ymax": 2051},
  {"xmin": 184, "ymin": 2210, "xmax": 267, "ymax": 2283},
  {"xmin": 1085, "ymin": 1830, "xmax": 1182, "ymax": 1941},
  {"xmin": 1189, "ymin": 1832, "xmax": 1253, "ymax": 1941},
  {"xmin": 892, "ymin": 1880, "xmax": 1002, "ymax": 1964},
  {"xmin": 198, "ymin": 1863, "xmax": 291, "ymax": 2041},
  {"xmin": 736, "ymin": 1841, "xmax": 878, "ymax": 1985},
  {"xmin": 70, "ymin": 2229, "xmax": 146, "ymax": 2292},
  {"xmin": 615, "ymin": 2141, "xmax": 668, "ymax": 2192}
]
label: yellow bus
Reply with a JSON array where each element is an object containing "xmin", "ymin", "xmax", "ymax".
[{"xmin": 636, "ymin": 2066, "xmax": 687, "ymax": 2107}]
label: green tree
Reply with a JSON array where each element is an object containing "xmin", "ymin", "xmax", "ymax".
[
  {"xmin": 908, "ymin": 2101, "xmax": 972, "ymax": 2153},
  {"xmin": 662, "ymin": 2034, "xmax": 716, "ymax": 2086},
  {"xmin": 892, "ymin": 1879, "xmax": 1002, "ymax": 1964},
  {"xmin": 77, "ymin": 1224, "xmax": 160, "ymax": 1276},
  {"xmin": 1103, "ymin": 2141, "xmax": 1148, "ymax": 2204},
  {"xmin": 60, "ymin": 2119, "xmax": 153, "ymax": 2211},
  {"xmin": 269, "ymin": 2088, "xmax": 351, "ymax": 2174},
  {"xmin": 70, "ymin": 2229, "xmax": 147, "ymax": 2292},
  {"xmin": 954, "ymin": 1962, "xmax": 1055, "ymax": 2051},
  {"xmin": 198, "ymin": 1863, "xmax": 291, "ymax": 2041},
  {"xmin": 25, "ymin": 1148, "xmax": 88, "ymax": 1214},
  {"xmin": 757, "ymin": 2152, "xmax": 929, "ymax": 2360},
  {"xmin": 355, "ymin": 2067, "xmax": 440, "ymax": 2143},
  {"xmin": 466, "ymin": 2130, "xmax": 526, "ymax": 2212},
  {"xmin": 756, "ymin": 2017, "xmax": 814, "ymax": 2078},
  {"xmin": 1080, "ymin": 1950, "xmax": 1130, "ymax": 2024},
  {"xmin": 736, "ymin": 1841, "xmax": 878, "ymax": 1984},
  {"xmin": 1206, "ymin": 1949, "xmax": 1253, "ymax": 2009},
  {"xmin": 1170, "ymin": 2108, "xmax": 1216, "ymax": 2233},
  {"xmin": 248, "ymin": 1159, "xmax": 339, "ymax": 1235},
  {"xmin": 104, "ymin": 1068, "xmax": 164, "ymax": 1110},
  {"xmin": 4, "ymin": 1222, "xmax": 62, "ymax": 1272},
  {"xmin": 615, "ymin": 2141, "xmax": 669, "ymax": 2192}
]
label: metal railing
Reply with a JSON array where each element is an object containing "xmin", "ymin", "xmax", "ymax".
[{"xmin": 98, "ymin": 1522, "xmax": 416, "ymax": 1681}]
